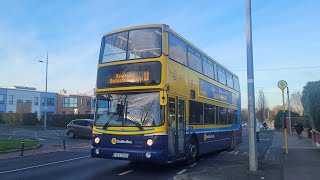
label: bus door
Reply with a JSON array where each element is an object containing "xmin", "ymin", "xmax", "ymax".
[{"xmin": 168, "ymin": 96, "xmax": 186, "ymax": 160}]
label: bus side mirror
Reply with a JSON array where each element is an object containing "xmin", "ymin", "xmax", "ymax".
[{"xmin": 160, "ymin": 91, "xmax": 167, "ymax": 106}]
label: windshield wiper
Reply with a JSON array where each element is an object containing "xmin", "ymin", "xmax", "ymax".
[{"xmin": 126, "ymin": 113, "xmax": 144, "ymax": 130}]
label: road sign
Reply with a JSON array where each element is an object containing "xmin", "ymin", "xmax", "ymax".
[{"xmin": 277, "ymin": 80, "xmax": 288, "ymax": 90}]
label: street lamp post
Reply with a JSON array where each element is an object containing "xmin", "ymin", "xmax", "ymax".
[
  {"xmin": 39, "ymin": 52, "xmax": 48, "ymax": 130},
  {"xmin": 246, "ymin": 0, "xmax": 258, "ymax": 172}
]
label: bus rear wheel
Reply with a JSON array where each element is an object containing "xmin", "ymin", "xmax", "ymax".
[{"xmin": 186, "ymin": 138, "xmax": 198, "ymax": 164}]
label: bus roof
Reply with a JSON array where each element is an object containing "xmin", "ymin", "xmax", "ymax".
[{"xmin": 102, "ymin": 24, "xmax": 238, "ymax": 78}]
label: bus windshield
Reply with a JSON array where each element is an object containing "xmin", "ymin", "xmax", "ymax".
[
  {"xmin": 100, "ymin": 27, "xmax": 162, "ymax": 63},
  {"xmin": 95, "ymin": 92, "xmax": 163, "ymax": 127}
]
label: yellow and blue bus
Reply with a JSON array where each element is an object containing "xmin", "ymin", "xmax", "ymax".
[{"xmin": 91, "ymin": 24, "xmax": 241, "ymax": 164}]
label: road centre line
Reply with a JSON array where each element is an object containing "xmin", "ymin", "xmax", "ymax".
[
  {"xmin": 0, "ymin": 155, "xmax": 90, "ymax": 175},
  {"xmin": 118, "ymin": 170, "xmax": 134, "ymax": 176},
  {"xmin": 176, "ymin": 169, "xmax": 187, "ymax": 175},
  {"xmin": 189, "ymin": 163, "xmax": 197, "ymax": 167}
]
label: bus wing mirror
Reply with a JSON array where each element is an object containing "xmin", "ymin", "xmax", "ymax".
[{"xmin": 160, "ymin": 91, "xmax": 167, "ymax": 106}]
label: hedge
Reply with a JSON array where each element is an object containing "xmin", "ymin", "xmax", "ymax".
[
  {"xmin": 0, "ymin": 113, "xmax": 4, "ymax": 124},
  {"xmin": 0, "ymin": 113, "xmax": 37, "ymax": 125},
  {"xmin": 47, "ymin": 114, "xmax": 94, "ymax": 127}
]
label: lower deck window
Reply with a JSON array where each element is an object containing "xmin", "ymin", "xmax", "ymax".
[{"xmin": 189, "ymin": 101, "xmax": 203, "ymax": 124}]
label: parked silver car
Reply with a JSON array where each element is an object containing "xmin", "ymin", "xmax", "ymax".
[{"xmin": 66, "ymin": 119, "xmax": 94, "ymax": 139}]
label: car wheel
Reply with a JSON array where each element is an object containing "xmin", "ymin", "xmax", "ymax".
[{"xmin": 68, "ymin": 131, "xmax": 76, "ymax": 139}]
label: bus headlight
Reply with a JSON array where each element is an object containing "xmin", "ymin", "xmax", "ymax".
[
  {"xmin": 94, "ymin": 137, "xmax": 100, "ymax": 144},
  {"xmin": 146, "ymin": 139, "xmax": 153, "ymax": 146}
]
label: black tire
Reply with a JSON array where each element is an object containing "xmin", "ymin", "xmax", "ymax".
[
  {"xmin": 186, "ymin": 137, "xmax": 198, "ymax": 165},
  {"xmin": 227, "ymin": 134, "xmax": 235, "ymax": 151},
  {"xmin": 67, "ymin": 130, "xmax": 76, "ymax": 139}
]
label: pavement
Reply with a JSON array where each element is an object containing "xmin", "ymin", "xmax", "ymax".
[
  {"xmin": 0, "ymin": 124, "xmax": 91, "ymax": 159},
  {"xmin": 283, "ymin": 132, "xmax": 320, "ymax": 180},
  {"xmin": 174, "ymin": 130, "xmax": 320, "ymax": 180}
]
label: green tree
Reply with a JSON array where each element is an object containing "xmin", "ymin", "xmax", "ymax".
[
  {"xmin": 274, "ymin": 110, "xmax": 299, "ymax": 130},
  {"xmin": 301, "ymin": 81, "xmax": 320, "ymax": 131}
]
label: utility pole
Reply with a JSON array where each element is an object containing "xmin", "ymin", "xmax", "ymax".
[
  {"xmin": 246, "ymin": 0, "xmax": 258, "ymax": 172},
  {"xmin": 287, "ymin": 87, "xmax": 292, "ymax": 134},
  {"xmin": 44, "ymin": 52, "xmax": 48, "ymax": 130},
  {"xmin": 39, "ymin": 52, "xmax": 48, "ymax": 130}
]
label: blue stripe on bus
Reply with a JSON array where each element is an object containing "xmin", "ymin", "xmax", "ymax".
[
  {"xmin": 187, "ymin": 124, "xmax": 240, "ymax": 133},
  {"xmin": 96, "ymin": 128, "xmax": 155, "ymax": 132}
]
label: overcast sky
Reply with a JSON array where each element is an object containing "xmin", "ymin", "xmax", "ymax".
[{"xmin": 0, "ymin": 0, "xmax": 319, "ymax": 108}]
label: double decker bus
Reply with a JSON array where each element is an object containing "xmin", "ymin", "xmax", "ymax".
[{"xmin": 91, "ymin": 24, "xmax": 241, "ymax": 164}]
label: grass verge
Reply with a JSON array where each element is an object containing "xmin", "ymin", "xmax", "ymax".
[{"xmin": 0, "ymin": 139, "xmax": 39, "ymax": 152}]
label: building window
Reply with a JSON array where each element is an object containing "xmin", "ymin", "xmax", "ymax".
[
  {"xmin": 25, "ymin": 100, "xmax": 32, "ymax": 103},
  {"xmin": 8, "ymin": 95, "xmax": 13, "ymax": 104},
  {"xmin": 17, "ymin": 99, "xmax": 23, "ymax": 103},
  {"xmin": 35, "ymin": 97, "xmax": 39, "ymax": 105},
  {"xmin": 0, "ymin": 95, "xmax": 4, "ymax": 104},
  {"xmin": 62, "ymin": 97, "xmax": 77, "ymax": 108},
  {"xmin": 80, "ymin": 98, "xmax": 83, "ymax": 106},
  {"xmin": 41, "ymin": 97, "xmax": 46, "ymax": 106},
  {"xmin": 189, "ymin": 100, "xmax": 203, "ymax": 124},
  {"xmin": 47, "ymin": 98, "xmax": 54, "ymax": 106},
  {"xmin": 204, "ymin": 104, "xmax": 216, "ymax": 124}
]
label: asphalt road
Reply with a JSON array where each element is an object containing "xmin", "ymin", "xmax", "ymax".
[{"xmin": 0, "ymin": 129, "xmax": 274, "ymax": 180}]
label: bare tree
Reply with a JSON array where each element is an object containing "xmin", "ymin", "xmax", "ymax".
[
  {"xmin": 290, "ymin": 91, "xmax": 304, "ymax": 115},
  {"xmin": 256, "ymin": 89, "xmax": 268, "ymax": 121},
  {"xmin": 241, "ymin": 108, "xmax": 248, "ymax": 123}
]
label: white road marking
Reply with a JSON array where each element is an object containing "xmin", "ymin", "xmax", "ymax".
[
  {"xmin": 220, "ymin": 151, "xmax": 227, "ymax": 154},
  {"xmin": 36, "ymin": 138, "xmax": 46, "ymax": 141},
  {"xmin": 189, "ymin": 163, "xmax": 197, "ymax": 167},
  {"xmin": 177, "ymin": 169, "xmax": 187, "ymax": 175},
  {"xmin": 242, "ymin": 152, "xmax": 247, "ymax": 155},
  {"xmin": 118, "ymin": 170, "xmax": 134, "ymax": 176},
  {"xmin": 8, "ymin": 131, "xmax": 16, "ymax": 139},
  {"xmin": 228, "ymin": 151, "xmax": 235, "ymax": 154},
  {"xmin": 234, "ymin": 151, "xmax": 239, "ymax": 155},
  {"xmin": 0, "ymin": 155, "xmax": 90, "ymax": 175}
]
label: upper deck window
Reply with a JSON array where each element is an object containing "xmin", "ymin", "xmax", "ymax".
[
  {"xmin": 226, "ymin": 72, "xmax": 234, "ymax": 88},
  {"xmin": 100, "ymin": 28, "xmax": 162, "ymax": 63},
  {"xmin": 217, "ymin": 66, "xmax": 227, "ymax": 85},
  {"xmin": 188, "ymin": 47, "xmax": 203, "ymax": 73},
  {"xmin": 202, "ymin": 57, "xmax": 214, "ymax": 79},
  {"xmin": 168, "ymin": 33, "xmax": 188, "ymax": 66},
  {"xmin": 233, "ymin": 76, "xmax": 240, "ymax": 91}
]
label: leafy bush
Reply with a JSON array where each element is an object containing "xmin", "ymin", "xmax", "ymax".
[
  {"xmin": 21, "ymin": 113, "xmax": 38, "ymax": 125},
  {"xmin": 0, "ymin": 113, "xmax": 4, "ymax": 124},
  {"xmin": 47, "ymin": 114, "xmax": 94, "ymax": 127},
  {"xmin": 291, "ymin": 116, "xmax": 311, "ymax": 130},
  {"xmin": 2, "ymin": 113, "xmax": 23, "ymax": 125},
  {"xmin": 302, "ymin": 81, "xmax": 320, "ymax": 131},
  {"xmin": 274, "ymin": 110, "xmax": 299, "ymax": 130},
  {"xmin": 1, "ymin": 113, "xmax": 37, "ymax": 125}
]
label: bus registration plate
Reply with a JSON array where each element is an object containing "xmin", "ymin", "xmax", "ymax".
[{"xmin": 112, "ymin": 153, "xmax": 129, "ymax": 158}]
